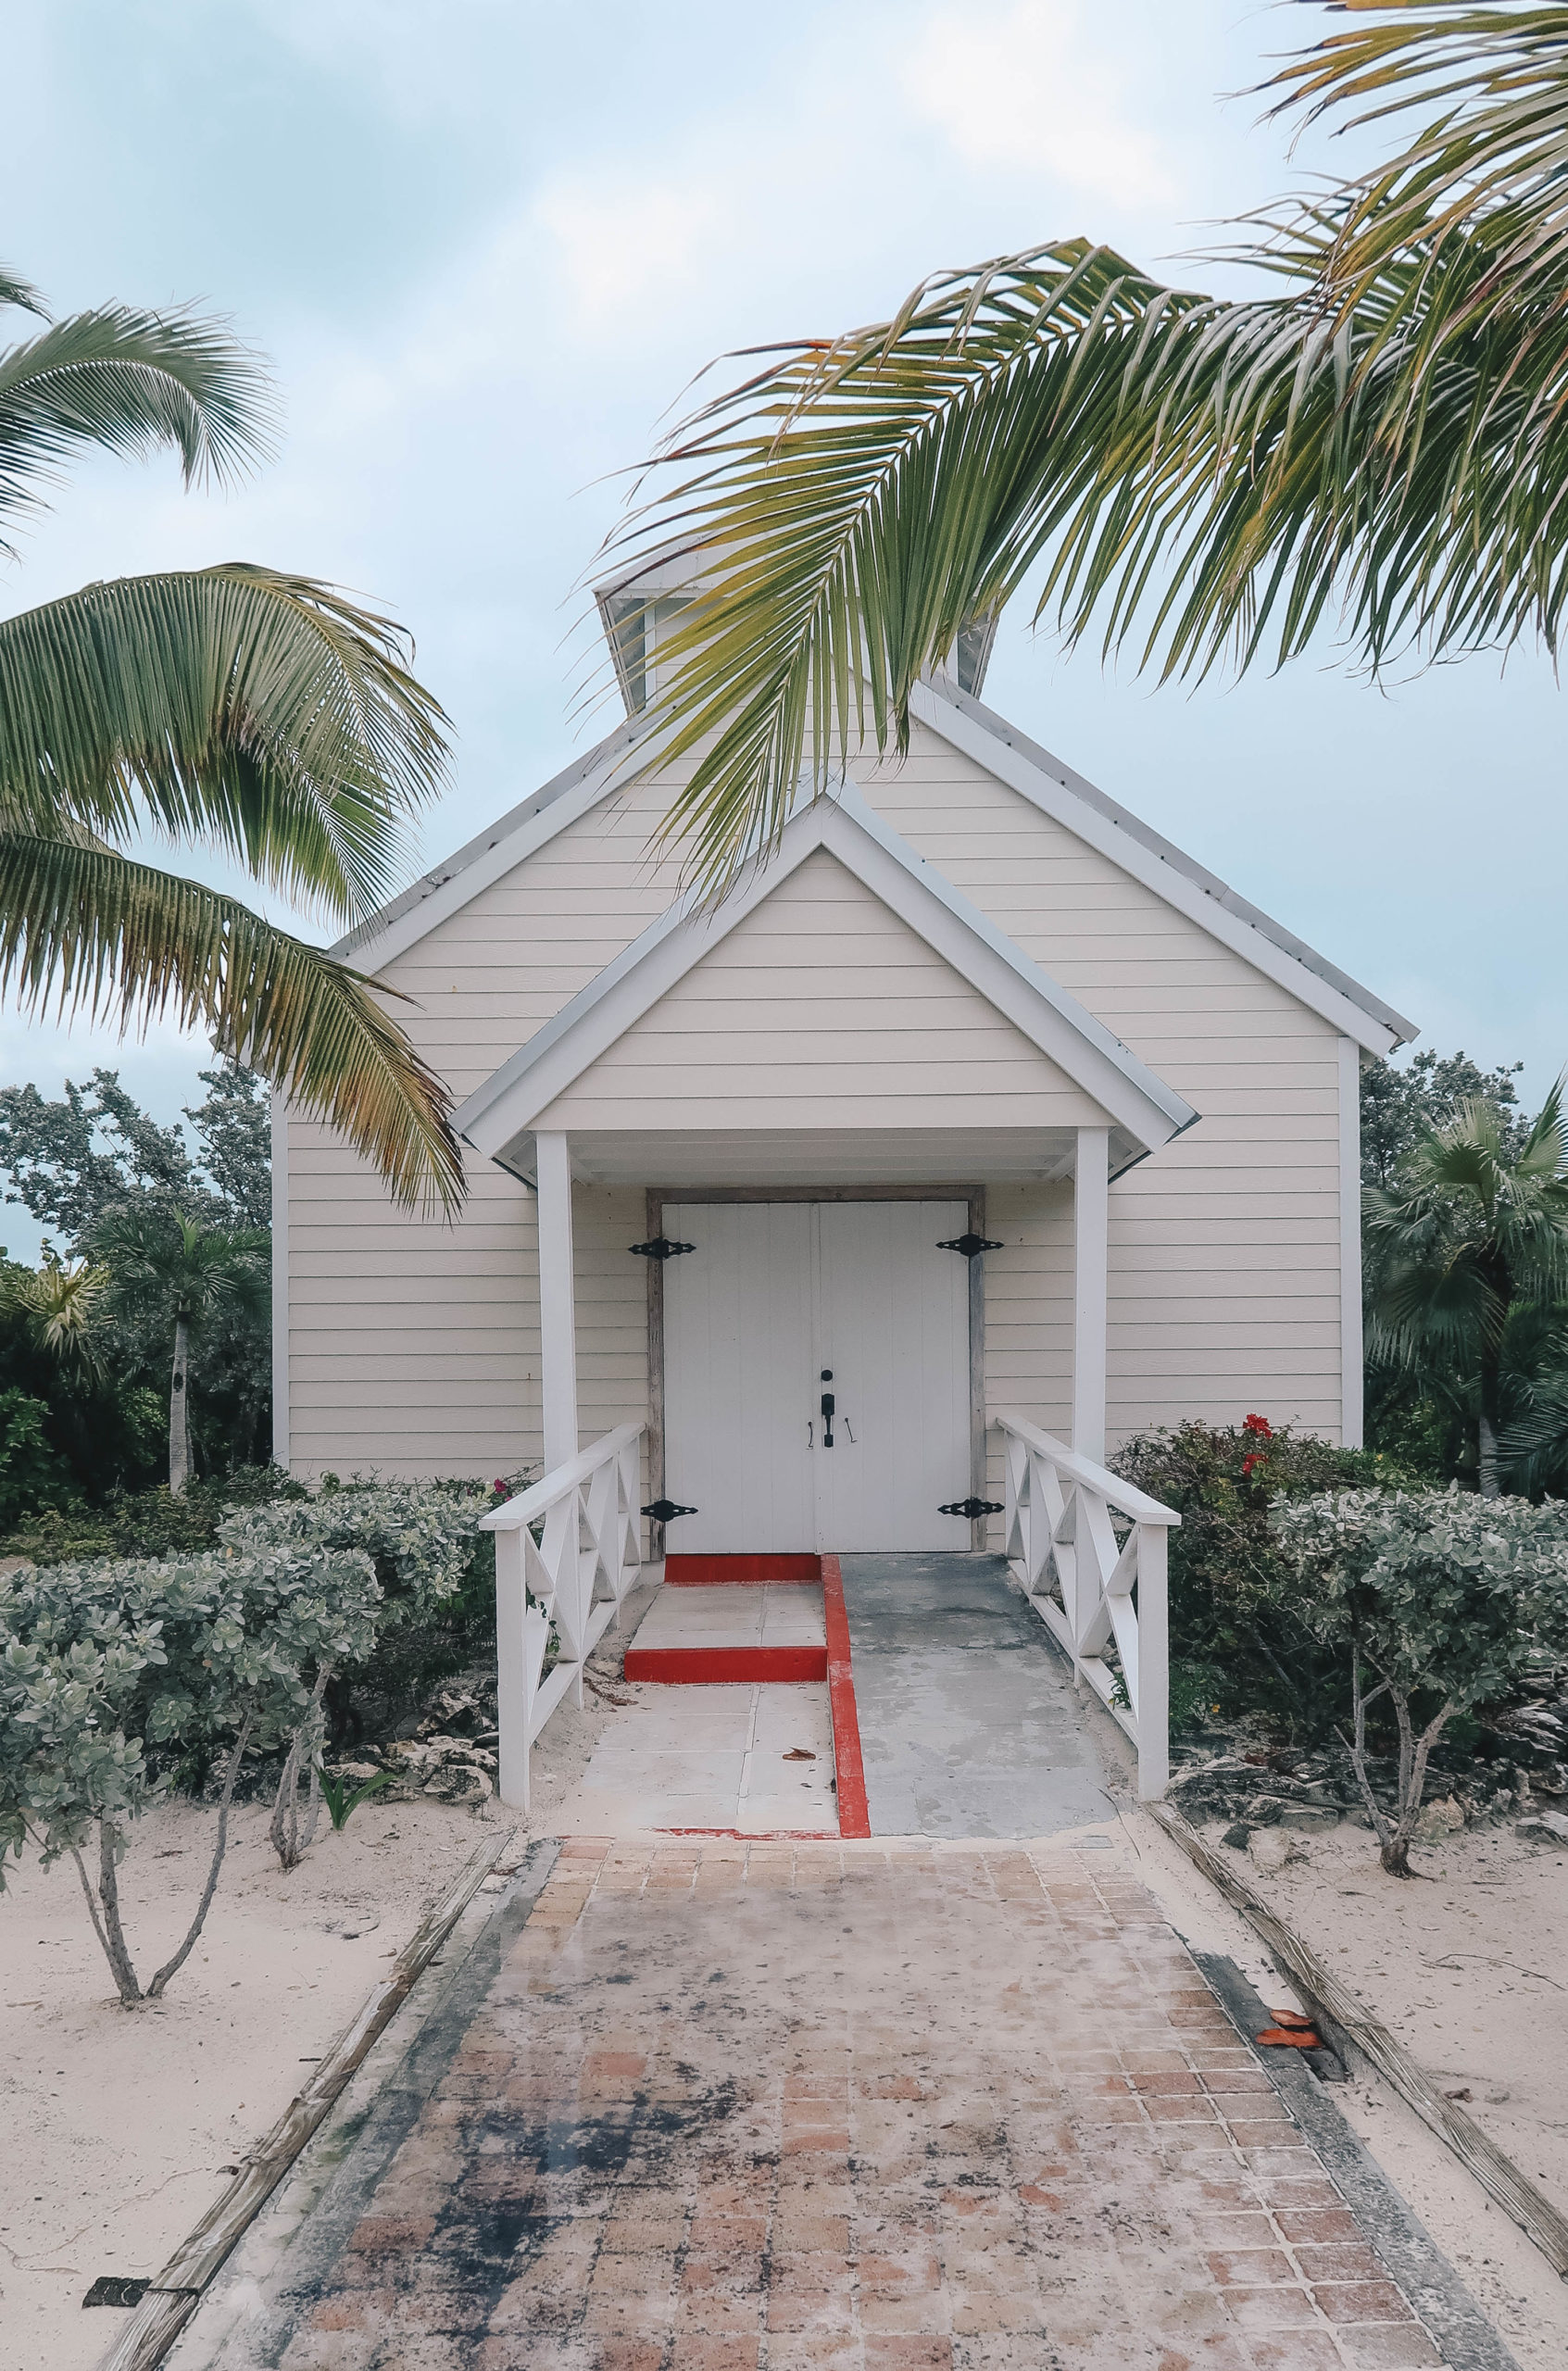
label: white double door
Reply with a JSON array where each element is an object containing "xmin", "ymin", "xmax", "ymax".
[{"xmin": 663, "ymin": 1200, "xmax": 972, "ymax": 1553}]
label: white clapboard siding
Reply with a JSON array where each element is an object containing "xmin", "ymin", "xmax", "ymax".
[
  {"xmin": 284, "ymin": 707, "xmax": 1361, "ymax": 1483},
  {"xmin": 534, "ymin": 853, "xmax": 1108, "ymax": 1134}
]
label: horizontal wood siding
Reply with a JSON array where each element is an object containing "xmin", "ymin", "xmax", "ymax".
[
  {"xmin": 535, "ymin": 852, "xmax": 1106, "ymax": 1134},
  {"xmin": 858, "ymin": 727, "xmax": 1349, "ymax": 1449},
  {"xmin": 284, "ymin": 708, "xmax": 1361, "ymax": 1481}
]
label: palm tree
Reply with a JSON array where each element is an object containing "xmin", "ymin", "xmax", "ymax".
[
  {"xmin": 1, "ymin": 1253, "xmax": 107, "ymax": 1383},
  {"xmin": 89, "ymin": 1208, "xmax": 269, "ymax": 1492},
  {"xmin": 1365, "ymin": 1083, "xmax": 1568, "ymax": 1496},
  {"xmin": 604, "ymin": 4, "xmax": 1568, "ymax": 897},
  {"xmin": 0, "ymin": 268, "xmax": 461, "ymax": 1211}
]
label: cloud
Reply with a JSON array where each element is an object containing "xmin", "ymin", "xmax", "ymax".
[{"xmin": 902, "ymin": 0, "xmax": 1177, "ymax": 210}]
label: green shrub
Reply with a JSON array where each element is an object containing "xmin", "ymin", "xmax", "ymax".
[
  {"xmin": 0, "ymin": 1462, "xmax": 305, "ymax": 1566},
  {"xmin": 1113, "ymin": 1417, "xmax": 1413, "ymax": 1740},
  {"xmin": 0, "ymin": 1541, "xmax": 380, "ymax": 2001},
  {"xmin": 220, "ymin": 1480, "xmax": 493, "ymax": 1733},
  {"xmin": 1273, "ymin": 1485, "xmax": 1568, "ymax": 1874}
]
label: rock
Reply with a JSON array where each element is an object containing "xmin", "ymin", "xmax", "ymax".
[
  {"xmin": 1248, "ymin": 1827, "xmax": 1305, "ymax": 1875},
  {"xmin": 1221, "ymin": 1824, "xmax": 1251, "ymax": 1850},
  {"xmin": 424, "ymin": 1763, "xmax": 494, "ymax": 1806},
  {"xmin": 325, "ymin": 1760, "xmax": 383, "ymax": 1787},
  {"xmin": 1278, "ymin": 1805, "xmax": 1341, "ymax": 1833},
  {"xmin": 1243, "ymin": 1796, "xmax": 1286, "ymax": 1826},
  {"xmin": 1515, "ymin": 1811, "xmax": 1568, "ymax": 1848},
  {"xmin": 1414, "ymin": 1797, "xmax": 1466, "ymax": 1842}
]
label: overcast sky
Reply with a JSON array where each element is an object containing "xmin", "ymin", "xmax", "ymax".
[{"xmin": 1, "ymin": 0, "xmax": 1562, "ymax": 1256}]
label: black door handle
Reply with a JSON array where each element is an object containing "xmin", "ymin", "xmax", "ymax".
[{"xmin": 820, "ymin": 1389, "xmax": 834, "ymax": 1448}]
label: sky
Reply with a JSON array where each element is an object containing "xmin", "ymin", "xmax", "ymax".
[{"xmin": 0, "ymin": 0, "xmax": 1562, "ymax": 1255}]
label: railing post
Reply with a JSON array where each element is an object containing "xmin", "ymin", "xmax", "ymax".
[
  {"xmin": 1136, "ymin": 1521, "xmax": 1170, "ymax": 1800},
  {"xmin": 494, "ymin": 1525, "xmax": 529, "ymax": 1812}
]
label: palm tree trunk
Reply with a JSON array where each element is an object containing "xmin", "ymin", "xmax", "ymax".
[
  {"xmin": 169, "ymin": 1313, "xmax": 191, "ymax": 1495},
  {"xmin": 1478, "ymin": 1409, "xmax": 1499, "ymax": 1499}
]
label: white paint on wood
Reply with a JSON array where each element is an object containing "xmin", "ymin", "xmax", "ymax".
[
  {"xmin": 1339, "ymin": 1036, "xmax": 1364, "ymax": 1449},
  {"xmin": 1073, "ymin": 1129, "xmax": 1110, "ymax": 1466},
  {"xmin": 535, "ymin": 1132, "xmax": 579, "ymax": 1473},
  {"xmin": 662, "ymin": 1201, "xmax": 971, "ymax": 1552}
]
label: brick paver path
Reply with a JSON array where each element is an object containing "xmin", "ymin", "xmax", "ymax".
[{"xmin": 285, "ymin": 1838, "xmax": 1448, "ymax": 2371}]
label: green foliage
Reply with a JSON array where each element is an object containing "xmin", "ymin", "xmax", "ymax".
[
  {"xmin": 1273, "ymin": 1484, "xmax": 1568, "ymax": 1872},
  {"xmin": 0, "ymin": 269, "xmax": 462, "ymax": 1212},
  {"xmin": 1361, "ymin": 1049, "xmax": 1524, "ymax": 1192},
  {"xmin": 0, "ymin": 1067, "xmax": 275, "ymax": 1490},
  {"xmin": 0, "ymin": 1386, "xmax": 75, "ymax": 1528},
  {"xmin": 1364, "ymin": 1078, "xmax": 1568, "ymax": 1494},
  {"xmin": 1114, "ymin": 1416, "xmax": 1410, "ymax": 1739},
  {"xmin": 0, "ymin": 1465, "xmax": 303, "ymax": 1566},
  {"xmin": 219, "ymin": 1481, "xmax": 493, "ymax": 1732},
  {"xmin": 320, "ymin": 1765, "xmax": 393, "ymax": 1831},
  {"xmin": 0, "ymin": 1538, "xmax": 380, "ymax": 1999}
]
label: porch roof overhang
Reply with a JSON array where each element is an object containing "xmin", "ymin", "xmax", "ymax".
[{"xmin": 452, "ymin": 785, "xmax": 1198, "ymax": 1191}]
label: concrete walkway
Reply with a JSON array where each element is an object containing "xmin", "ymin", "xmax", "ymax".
[
  {"xmin": 840, "ymin": 1556, "xmax": 1115, "ymax": 1839},
  {"xmin": 203, "ymin": 1837, "xmax": 1460, "ymax": 2371}
]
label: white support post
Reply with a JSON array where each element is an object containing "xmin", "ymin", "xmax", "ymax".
[
  {"xmin": 1073, "ymin": 1127, "xmax": 1110, "ymax": 1466},
  {"xmin": 535, "ymin": 1131, "xmax": 579, "ymax": 1475}
]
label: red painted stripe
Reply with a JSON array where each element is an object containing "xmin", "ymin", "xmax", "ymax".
[
  {"xmin": 821, "ymin": 1553, "xmax": 871, "ymax": 1839},
  {"xmin": 624, "ymin": 1645, "xmax": 828, "ymax": 1685},
  {"xmin": 664, "ymin": 1553, "xmax": 822, "ymax": 1586}
]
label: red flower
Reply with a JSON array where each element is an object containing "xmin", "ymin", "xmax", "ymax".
[
  {"xmin": 1243, "ymin": 1412, "xmax": 1273, "ymax": 1439},
  {"xmin": 1242, "ymin": 1452, "xmax": 1261, "ymax": 1477}
]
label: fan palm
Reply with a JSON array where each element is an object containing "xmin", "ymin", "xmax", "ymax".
[
  {"xmin": 1364, "ymin": 1081, "xmax": 1568, "ymax": 1494},
  {"xmin": 0, "ymin": 270, "xmax": 461, "ymax": 1210},
  {"xmin": 88, "ymin": 1207, "xmax": 269, "ymax": 1493},
  {"xmin": 608, "ymin": 3, "xmax": 1568, "ymax": 897}
]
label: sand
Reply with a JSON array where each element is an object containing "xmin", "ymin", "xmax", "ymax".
[{"xmin": 1210, "ymin": 1815, "xmax": 1568, "ymax": 2241}]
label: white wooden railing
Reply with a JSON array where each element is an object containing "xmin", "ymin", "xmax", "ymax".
[
  {"xmin": 479, "ymin": 1423, "xmax": 645, "ymax": 1811},
  {"xmin": 994, "ymin": 1408, "xmax": 1179, "ymax": 1800}
]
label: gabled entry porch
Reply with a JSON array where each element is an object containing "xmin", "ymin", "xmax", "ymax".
[{"xmin": 460, "ymin": 786, "xmax": 1191, "ymax": 1814}]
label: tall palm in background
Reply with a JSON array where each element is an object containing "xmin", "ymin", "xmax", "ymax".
[
  {"xmin": 0, "ymin": 269, "xmax": 461, "ymax": 1210},
  {"xmin": 1365, "ymin": 1084, "xmax": 1568, "ymax": 1494},
  {"xmin": 89, "ymin": 1208, "xmax": 269, "ymax": 1492},
  {"xmin": 608, "ymin": 2, "xmax": 1568, "ymax": 895}
]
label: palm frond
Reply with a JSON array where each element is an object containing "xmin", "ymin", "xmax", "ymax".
[
  {"xmin": 0, "ymin": 302, "xmax": 272, "ymax": 542},
  {"xmin": 0, "ymin": 834, "xmax": 463, "ymax": 1215},
  {"xmin": 604, "ymin": 8, "xmax": 1568, "ymax": 897},
  {"xmin": 1268, "ymin": 4, "xmax": 1568, "ymax": 327},
  {"xmin": 0, "ymin": 267, "xmax": 46, "ymax": 320},
  {"xmin": 0, "ymin": 566, "xmax": 451, "ymax": 923}
]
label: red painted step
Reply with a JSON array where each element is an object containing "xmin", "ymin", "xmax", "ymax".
[
  {"xmin": 664, "ymin": 1553, "xmax": 822, "ymax": 1586},
  {"xmin": 623, "ymin": 1644, "xmax": 828, "ymax": 1684}
]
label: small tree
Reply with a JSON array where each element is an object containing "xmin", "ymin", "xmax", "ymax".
[
  {"xmin": 1273, "ymin": 1487, "xmax": 1568, "ymax": 1877},
  {"xmin": 89, "ymin": 1209, "xmax": 269, "ymax": 1493},
  {"xmin": 0, "ymin": 1544, "xmax": 379, "ymax": 2004}
]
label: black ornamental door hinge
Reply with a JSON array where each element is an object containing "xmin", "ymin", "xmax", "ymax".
[
  {"xmin": 939, "ymin": 1497, "xmax": 1004, "ymax": 1519},
  {"xmin": 629, "ymin": 1238, "xmax": 696, "ymax": 1261},
  {"xmin": 937, "ymin": 1234, "xmax": 1001, "ymax": 1259},
  {"xmin": 643, "ymin": 1499, "xmax": 697, "ymax": 1523}
]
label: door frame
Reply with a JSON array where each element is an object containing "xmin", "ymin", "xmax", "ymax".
[{"xmin": 645, "ymin": 1184, "xmax": 989, "ymax": 1558}]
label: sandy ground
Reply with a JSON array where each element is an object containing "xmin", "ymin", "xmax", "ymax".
[
  {"xmin": 0, "ymin": 1589, "xmax": 656, "ymax": 2371},
  {"xmin": 6, "ymin": 1569, "xmax": 1568, "ymax": 2371},
  {"xmin": 1204, "ymin": 1816, "xmax": 1568, "ymax": 2220}
]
